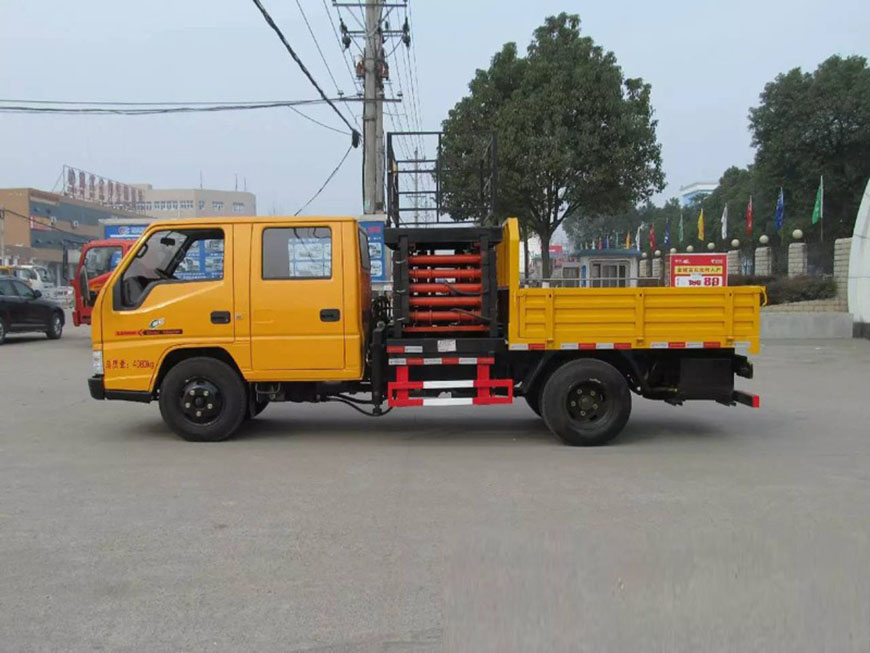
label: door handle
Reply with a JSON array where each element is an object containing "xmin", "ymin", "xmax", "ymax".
[
  {"xmin": 320, "ymin": 308, "xmax": 340, "ymax": 322},
  {"xmin": 210, "ymin": 310, "xmax": 231, "ymax": 324}
]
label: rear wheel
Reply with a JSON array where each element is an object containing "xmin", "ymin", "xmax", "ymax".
[
  {"xmin": 541, "ymin": 359, "xmax": 631, "ymax": 446},
  {"xmin": 158, "ymin": 357, "xmax": 246, "ymax": 442},
  {"xmin": 45, "ymin": 312, "xmax": 63, "ymax": 340}
]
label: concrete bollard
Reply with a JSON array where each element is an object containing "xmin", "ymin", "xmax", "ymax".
[
  {"xmin": 834, "ymin": 237, "xmax": 852, "ymax": 309},
  {"xmin": 639, "ymin": 257, "xmax": 650, "ymax": 278},
  {"xmin": 788, "ymin": 242, "xmax": 807, "ymax": 277},
  {"xmin": 755, "ymin": 246, "xmax": 772, "ymax": 276},
  {"xmin": 727, "ymin": 250, "xmax": 740, "ymax": 277}
]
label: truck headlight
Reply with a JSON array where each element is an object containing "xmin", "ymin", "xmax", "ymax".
[{"xmin": 92, "ymin": 350, "xmax": 104, "ymax": 376}]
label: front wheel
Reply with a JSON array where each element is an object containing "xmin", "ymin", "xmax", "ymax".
[
  {"xmin": 158, "ymin": 357, "xmax": 246, "ymax": 442},
  {"xmin": 541, "ymin": 359, "xmax": 632, "ymax": 446},
  {"xmin": 45, "ymin": 312, "xmax": 63, "ymax": 340},
  {"xmin": 0, "ymin": 317, "xmax": 7, "ymax": 345}
]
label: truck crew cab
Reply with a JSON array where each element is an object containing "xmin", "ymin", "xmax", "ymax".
[{"xmin": 87, "ymin": 216, "xmax": 762, "ymax": 445}]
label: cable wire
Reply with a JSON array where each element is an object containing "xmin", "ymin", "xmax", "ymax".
[
  {"xmin": 0, "ymin": 100, "xmax": 345, "ymax": 116},
  {"xmin": 321, "ymin": 0, "xmax": 362, "ymax": 97},
  {"xmin": 287, "ymin": 105, "xmax": 350, "ymax": 135},
  {"xmin": 249, "ymin": 0, "xmax": 360, "ymax": 145},
  {"xmin": 294, "ymin": 143, "xmax": 355, "ymax": 215}
]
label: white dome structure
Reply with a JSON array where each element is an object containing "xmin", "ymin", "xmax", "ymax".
[{"xmin": 849, "ymin": 178, "xmax": 870, "ymax": 323}]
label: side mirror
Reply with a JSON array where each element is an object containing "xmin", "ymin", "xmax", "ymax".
[{"xmin": 33, "ymin": 290, "xmax": 42, "ymax": 299}]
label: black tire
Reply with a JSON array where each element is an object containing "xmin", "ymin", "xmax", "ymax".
[
  {"xmin": 0, "ymin": 317, "xmax": 7, "ymax": 345},
  {"xmin": 524, "ymin": 383, "xmax": 543, "ymax": 417},
  {"xmin": 158, "ymin": 357, "xmax": 246, "ymax": 442},
  {"xmin": 540, "ymin": 359, "xmax": 631, "ymax": 446},
  {"xmin": 45, "ymin": 312, "xmax": 63, "ymax": 340}
]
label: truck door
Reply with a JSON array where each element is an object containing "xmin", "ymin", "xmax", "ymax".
[
  {"xmin": 250, "ymin": 223, "xmax": 345, "ymax": 370},
  {"xmin": 101, "ymin": 226, "xmax": 233, "ymax": 391}
]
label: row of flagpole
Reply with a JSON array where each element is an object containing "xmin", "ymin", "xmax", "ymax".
[{"xmin": 581, "ymin": 177, "xmax": 825, "ymax": 251}]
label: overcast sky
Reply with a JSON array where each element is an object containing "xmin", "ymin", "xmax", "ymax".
[{"xmin": 1, "ymin": 0, "xmax": 868, "ymax": 218}]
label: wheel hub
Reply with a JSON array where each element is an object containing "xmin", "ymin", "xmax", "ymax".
[
  {"xmin": 179, "ymin": 378, "xmax": 223, "ymax": 424},
  {"xmin": 567, "ymin": 383, "xmax": 607, "ymax": 423}
]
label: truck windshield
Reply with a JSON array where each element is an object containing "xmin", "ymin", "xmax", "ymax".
[{"xmin": 84, "ymin": 246, "xmax": 125, "ymax": 277}]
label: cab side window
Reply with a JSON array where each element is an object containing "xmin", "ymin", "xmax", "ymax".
[
  {"xmin": 118, "ymin": 228, "xmax": 224, "ymax": 309},
  {"xmin": 0, "ymin": 279, "xmax": 13, "ymax": 296},
  {"xmin": 262, "ymin": 227, "xmax": 332, "ymax": 279}
]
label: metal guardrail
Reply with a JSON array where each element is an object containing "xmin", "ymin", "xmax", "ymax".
[{"xmin": 520, "ymin": 277, "xmax": 661, "ymax": 288}]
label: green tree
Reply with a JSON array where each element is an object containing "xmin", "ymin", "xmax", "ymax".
[
  {"xmin": 440, "ymin": 13, "xmax": 665, "ymax": 277},
  {"xmin": 749, "ymin": 55, "xmax": 870, "ymax": 241}
]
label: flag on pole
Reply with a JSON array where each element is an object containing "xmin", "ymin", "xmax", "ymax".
[
  {"xmin": 812, "ymin": 176, "xmax": 823, "ymax": 224},
  {"xmin": 678, "ymin": 212, "xmax": 684, "ymax": 244},
  {"xmin": 697, "ymin": 209, "xmax": 705, "ymax": 242},
  {"xmin": 635, "ymin": 224, "xmax": 642, "ymax": 251},
  {"xmin": 721, "ymin": 203, "xmax": 728, "ymax": 240},
  {"xmin": 649, "ymin": 224, "xmax": 657, "ymax": 251},
  {"xmin": 746, "ymin": 196, "xmax": 753, "ymax": 236},
  {"xmin": 774, "ymin": 188, "xmax": 785, "ymax": 232},
  {"xmin": 625, "ymin": 229, "xmax": 631, "ymax": 249},
  {"xmin": 812, "ymin": 176, "xmax": 824, "ymax": 242},
  {"xmin": 664, "ymin": 219, "xmax": 670, "ymax": 247},
  {"xmin": 605, "ymin": 234, "xmax": 610, "ymax": 249}
]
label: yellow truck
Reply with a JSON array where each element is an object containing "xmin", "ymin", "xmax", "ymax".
[{"xmin": 87, "ymin": 216, "xmax": 762, "ymax": 445}]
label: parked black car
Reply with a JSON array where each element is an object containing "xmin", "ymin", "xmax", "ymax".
[{"xmin": 0, "ymin": 278, "xmax": 64, "ymax": 345}]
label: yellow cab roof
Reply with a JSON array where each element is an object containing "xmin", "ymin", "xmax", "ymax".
[{"xmin": 147, "ymin": 215, "xmax": 361, "ymax": 229}]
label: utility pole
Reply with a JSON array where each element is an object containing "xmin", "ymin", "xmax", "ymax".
[
  {"xmin": 362, "ymin": 0, "xmax": 384, "ymax": 215},
  {"xmin": 337, "ymin": 1, "xmax": 410, "ymax": 217}
]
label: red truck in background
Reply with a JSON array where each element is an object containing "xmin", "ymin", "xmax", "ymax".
[{"xmin": 73, "ymin": 239, "xmax": 135, "ymax": 326}]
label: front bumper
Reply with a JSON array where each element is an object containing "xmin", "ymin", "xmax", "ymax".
[
  {"xmin": 87, "ymin": 375, "xmax": 152, "ymax": 403},
  {"xmin": 88, "ymin": 375, "xmax": 106, "ymax": 400}
]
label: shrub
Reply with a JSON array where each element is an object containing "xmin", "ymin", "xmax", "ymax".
[{"xmin": 730, "ymin": 275, "xmax": 837, "ymax": 305}]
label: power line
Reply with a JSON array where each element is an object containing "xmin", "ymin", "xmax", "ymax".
[
  {"xmin": 0, "ymin": 98, "xmax": 333, "ymax": 106},
  {"xmin": 287, "ymin": 105, "xmax": 349, "ymax": 135},
  {"xmin": 405, "ymin": 1, "xmax": 426, "ymax": 133},
  {"xmin": 294, "ymin": 143, "xmax": 355, "ymax": 215},
  {"xmin": 0, "ymin": 100, "xmax": 348, "ymax": 116},
  {"xmin": 249, "ymin": 0, "xmax": 360, "ymax": 146},
  {"xmin": 293, "ymin": 0, "xmax": 341, "ymax": 95},
  {"xmin": 321, "ymin": 0, "xmax": 361, "ymax": 92}
]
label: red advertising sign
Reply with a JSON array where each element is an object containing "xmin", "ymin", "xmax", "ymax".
[{"xmin": 669, "ymin": 253, "xmax": 727, "ymax": 288}]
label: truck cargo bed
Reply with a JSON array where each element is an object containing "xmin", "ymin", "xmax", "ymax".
[{"xmin": 509, "ymin": 286, "xmax": 763, "ymax": 354}]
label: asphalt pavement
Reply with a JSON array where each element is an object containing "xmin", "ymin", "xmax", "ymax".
[{"xmin": 1, "ymin": 321, "xmax": 869, "ymax": 651}]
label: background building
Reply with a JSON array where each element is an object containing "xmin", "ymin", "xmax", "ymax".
[
  {"xmin": 0, "ymin": 188, "xmax": 145, "ymax": 282},
  {"xmin": 59, "ymin": 166, "xmax": 256, "ymax": 218},
  {"xmin": 678, "ymin": 181, "xmax": 718, "ymax": 207},
  {"xmin": 132, "ymin": 184, "xmax": 256, "ymax": 218}
]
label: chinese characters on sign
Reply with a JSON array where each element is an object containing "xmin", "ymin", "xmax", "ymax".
[{"xmin": 669, "ymin": 254, "xmax": 728, "ymax": 287}]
